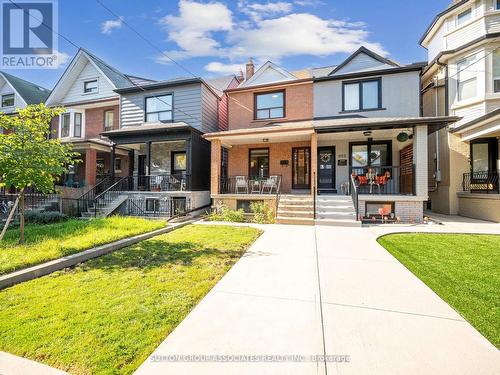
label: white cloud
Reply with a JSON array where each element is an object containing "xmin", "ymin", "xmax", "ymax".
[
  {"xmin": 204, "ymin": 61, "xmax": 245, "ymax": 74},
  {"xmin": 53, "ymin": 50, "xmax": 70, "ymax": 68},
  {"xmin": 157, "ymin": 1, "xmax": 387, "ymax": 68},
  {"xmin": 101, "ymin": 17, "xmax": 124, "ymax": 35}
]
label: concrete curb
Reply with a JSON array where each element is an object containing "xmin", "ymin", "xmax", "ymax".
[{"xmin": 0, "ymin": 220, "xmax": 194, "ymax": 290}]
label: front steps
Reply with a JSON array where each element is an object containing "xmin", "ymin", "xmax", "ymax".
[
  {"xmin": 315, "ymin": 195, "xmax": 360, "ymax": 227},
  {"xmin": 81, "ymin": 195, "xmax": 127, "ymax": 219},
  {"xmin": 276, "ymin": 195, "xmax": 314, "ymax": 225}
]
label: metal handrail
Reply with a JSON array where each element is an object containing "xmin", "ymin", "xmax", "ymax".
[
  {"xmin": 350, "ymin": 173, "xmax": 359, "ymax": 221},
  {"xmin": 462, "ymin": 170, "xmax": 499, "ymax": 193}
]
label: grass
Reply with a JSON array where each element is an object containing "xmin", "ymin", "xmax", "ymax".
[
  {"xmin": 377, "ymin": 233, "xmax": 500, "ymax": 348},
  {"xmin": 0, "ymin": 224, "xmax": 261, "ymax": 374},
  {"xmin": 0, "ymin": 217, "xmax": 166, "ymax": 275}
]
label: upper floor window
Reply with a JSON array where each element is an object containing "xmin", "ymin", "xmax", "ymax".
[
  {"xmin": 496, "ymin": 0, "xmax": 500, "ymax": 10},
  {"xmin": 145, "ymin": 94, "xmax": 173, "ymax": 122},
  {"xmin": 343, "ymin": 78, "xmax": 381, "ymax": 112},
  {"xmin": 61, "ymin": 113, "xmax": 71, "ymax": 138},
  {"xmin": 104, "ymin": 110, "xmax": 114, "ymax": 131},
  {"xmin": 83, "ymin": 79, "xmax": 98, "ymax": 94},
  {"xmin": 457, "ymin": 56, "xmax": 477, "ymax": 101},
  {"xmin": 457, "ymin": 8, "xmax": 472, "ymax": 26},
  {"xmin": 60, "ymin": 111, "xmax": 83, "ymax": 138},
  {"xmin": 493, "ymin": 51, "xmax": 500, "ymax": 93},
  {"xmin": 74, "ymin": 113, "xmax": 82, "ymax": 137},
  {"xmin": 255, "ymin": 91, "xmax": 284, "ymax": 120},
  {"xmin": 1, "ymin": 94, "xmax": 14, "ymax": 107}
]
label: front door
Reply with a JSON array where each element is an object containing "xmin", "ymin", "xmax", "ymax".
[
  {"xmin": 318, "ymin": 147, "xmax": 335, "ymax": 192},
  {"xmin": 138, "ymin": 155, "xmax": 147, "ymax": 190},
  {"xmin": 292, "ymin": 147, "xmax": 310, "ymax": 189}
]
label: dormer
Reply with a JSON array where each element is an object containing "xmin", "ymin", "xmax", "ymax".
[
  {"xmin": 328, "ymin": 47, "xmax": 400, "ymax": 76},
  {"xmin": 0, "ymin": 71, "xmax": 50, "ymax": 114}
]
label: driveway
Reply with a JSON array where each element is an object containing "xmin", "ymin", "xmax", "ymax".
[{"xmin": 135, "ymin": 221, "xmax": 500, "ymax": 375}]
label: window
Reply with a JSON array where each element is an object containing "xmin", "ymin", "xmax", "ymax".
[
  {"xmin": 457, "ymin": 56, "xmax": 477, "ymax": 101},
  {"xmin": 74, "ymin": 113, "xmax": 82, "ymax": 137},
  {"xmin": 249, "ymin": 148, "xmax": 269, "ymax": 179},
  {"xmin": 470, "ymin": 138, "xmax": 498, "ymax": 173},
  {"xmin": 83, "ymin": 79, "xmax": 98, "ymax": 94},
  {"xmin": 171, "ymin": 151, "xmax": 187, "ymax": 173},
  {"xmin": 237, "ymin": 200, "xmax": 263, "ymax": 213},
  {"xmin": 350, "ymin": 140, "xmax": 392, "ymax": 170},
  {"xmin": 1, "ymin": 94, "xmax": 14, "ymax": 107},
  {"xmin": 497, "ymin": 0, "xmax": 500, "ymax": 10},
  {"xmin": 145, "ymin": 94, "xmax": 173, "ymax": 122},
  {"xmin": 61, "ymin": 113, "xmax": 71, "ymax": 138},
  {"xmin": 365, "ymin": 202, "xmax": 394, "ymax": 218},
  {"xmin": 493, "ymin": 51, "xmax": 500, "ymax": 93},
  {"xmin": 255, "ymin": 91, "xmax": 284, "ymax": 119},
  {"xmin": 457, "ymin": 8, "xmax": 472, "ymax": 26},
  {"xmin": 114, "ymin": 158, "xmax": 122, "ymax": 172},
  {"xmin": 145, "ymin": 198, "xmax": 160, "ymax": 213},
  {"xmin": 343, "ymin": 79, "xmax": 381, "ymax": 111},
  {"xmin": 104, "ymin": 110, "xmax": 114, "ymax": 131}
]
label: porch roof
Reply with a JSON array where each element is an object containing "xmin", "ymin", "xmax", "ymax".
[{"xmin": 101, "ymin": 122, "xmax": 202, "ymax": 144}]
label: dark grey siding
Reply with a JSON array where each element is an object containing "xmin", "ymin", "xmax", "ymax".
[{"xmin": 200, "ymin": 84, "xmax": 219, "ymax": 133}]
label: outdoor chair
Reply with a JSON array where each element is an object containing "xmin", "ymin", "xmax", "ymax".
[
  {"xmin": 261, "ymin": 175, "xmax": 279, "ymax": 194},
  {"xmin": 374, "ymin": 175, "xmax": 388, "ymax": 193},
  {"xmin": 235, "ymin": 176, "xmax": 249, "ymax": 194}
]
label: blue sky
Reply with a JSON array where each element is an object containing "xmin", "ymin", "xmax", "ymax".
[{"xmin": 9, "ymin": 0, "xmax": 450, "ymax": 89}]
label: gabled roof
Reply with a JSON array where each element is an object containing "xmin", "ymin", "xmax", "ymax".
[
  {"xmin": 0, "ymin": 71, "xmax": 50, "ymax": 105},
  {"xmin": 81, "ymin": 48, "xmax": 134, "ymax": 89},
  {"xmin": 205, "ymin": 75, "xmax": 238, "ymax": 97},
  {"xmin": 328, "ymin": 47, "xmax": 400, "ymax": 76},
  {"xmin": 239, "ymin": 61, "xmax": 300, "ymax": 88}
]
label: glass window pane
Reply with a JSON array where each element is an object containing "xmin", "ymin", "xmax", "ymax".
[
  {"xmin": 351, "ymin": 145, "xmax": 368, "ymax": 167},
  {"xmin": 270, "ymin": 107, "xmax": 283, "ymax": 118},
  {"xmin": 362, "ymin": 81, "xmax": 379, "ymax": 109},
  {"xmin": 457, "ymin": 9, "xmax": 471, "ymax": 25},
  {"xmin": 457, "ymin": 57, "xmax": 477, "ymax": 100},
  {"xmin": 74, "ymin": 113, "xmax": 82, "ymax": 137},
  {"xmin": 158, "ymin": 111, "xmax": 172, "ymax": 121},
  {"xmin": 151, "ymin": 143, "xmax": 169, "ymax": 174},
  {"xmin": 472, "ymin": 143, "xmax": 489, "ymax": 172},
  {"xmin": 256, "ymin": 92, "xmax": 283, "ymax": 110},
  {"xmin": 84, "ymin": 80, "xmax": 98, "ymax": 93},
  {"xmin": 2, "ymin": 94, "xmax": 14, "ymax": 107},
  {"xmin": 249, "ymin": 149, "xmax": 269, "ymax": 178},
  {"xmin": 146, "ymin": 113, "xmax": 158, "ymax": 123},
  {"xmin": 61, "ymin": 113, "xmax": 70, "ymax": 137},
  {"xmin": 173, "ymin": 153, "xmax": 187, "ymax": 171},
  {"xmin": 370, "ymin": 144, "xmax": 389, "ymax": 166},
  {"xmin": 458, "ymin": 79, "xmax": 476, "ymax": 100},
  {"xmin": 104, "ymin": 110, "xmax": 114, "ymax": 130},
  {"xmin": 344, "ymin": 83, "xmax": 359, "ymax": 111},
  {"xmin": 256, "ymin": 109, "xmax": 269, "ymax": 119}
]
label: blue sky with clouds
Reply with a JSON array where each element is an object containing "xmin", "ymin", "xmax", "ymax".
[{"xmin": 8, "ymin": 0, "xmax": 450, "ymax": 89}]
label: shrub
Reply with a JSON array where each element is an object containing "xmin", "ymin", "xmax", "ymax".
[
  {"xmin": 250, "ymin": 201, "xmax": 275, "ymax": 224},
  {"xmin": 24, "ymin": 210, "xmax": 68, "ymax": 225},
  {"xmin": 205, "ymin": 205, "xmax": 245, "ymax": 223}
]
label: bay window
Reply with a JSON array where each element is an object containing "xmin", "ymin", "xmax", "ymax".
[
  {"xmin": 59, "ymin": 111, "xmax": 84, "ymax": 138},
  {"xmin": 457, "ymin": 56, "xmax": 477, "ymax": 101},
  {"xmin": 343, "ymin": 78, "xmax": 381, "ymax": 111},
  {"xmin": 145, "ymin": 94, "xmax": 173, "ymax": 122},
  {"xmin": 457, "ymin": 8, "xmax": 472, "ymax": 26},
  {"xmin": 493, "ymin": 51, "xmax": 500, "ymax": 93}
]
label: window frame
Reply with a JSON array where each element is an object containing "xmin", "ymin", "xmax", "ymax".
[
  {"xmin": 59, "ymin": 111, "xmax": 84, "ymax": 138},
  {"xmin": 103, "ymin": 109, "xmax": 114, "ymax": 131},
  {"xmin": 457, "ymin": 55, "xmax": 477, "ymax": 101},
  {"xmin": 248, "ymin": 147, "xmax": 270, "ymax": 179},
  {"xmin": 60, "ymin": 113, "xmax": 71, "ymax": 138},
  {"xmin": 171, "ymin": 151, "xmax": 187, "ymax": 174},
  {"xmin": 1, "ymin": 93, "xmax": 14, "ymax": 108},
  {"xmin": 497, "ymin": 0, "xmax": 500, "ymax": 10},
  {"xmin": 83, "ymin": 79, "xmax": 99, "ymax": 94},
  {"xmin": 144, "ymin": 93, "xmax": 174, "ymax": 123},
  {"xmin": 364, "ymin": 201, "xmax": 395, "ymax": 218},
  {"xmin": 74, "ymin": 112, "xmax": 82, "ymax": 138},
  {"xmin": 114, "ymin": 157, "xmax": 122, "ymax": 173},
  {"xmin": 342, "ymin": 78, "xmax": 382, "ymax": 112},
  {"xmin": 456, "ymin": 8, "xmax": 472, "ymax": 26},
  {"xmin": 254, "ymin": 90, "xmax": 285, "ymax": 120},
  {"xmin": 349, "ymin": 140, "xmax": 393, "ymax": 169}
]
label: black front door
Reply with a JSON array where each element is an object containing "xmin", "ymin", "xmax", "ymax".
[
  {"xmin": 318, "ymin": 147, "xmax": 336, "ymax": 191},
  {"xmin": 138, "ymin": 155, "xmax": 147, "ymax": 190},
  {"xmin": 292, "ymin": 147, "xmax": 311, "ymax": 189}
]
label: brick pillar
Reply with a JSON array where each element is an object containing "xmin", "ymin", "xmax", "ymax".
[
  {"xmin": 413, "ymin": 125, "xmax": 428, "ymax": 198},
  {"xmin": 310, "ymin": 132, "xmax": 318, "ymax": 196},
  {"xmin": 211, "ymin": 139, "xmax": 221, "ymax": 195},
  {"xmin": 85, "ymin": 148, "xmax": 97, "ymax": 187}
]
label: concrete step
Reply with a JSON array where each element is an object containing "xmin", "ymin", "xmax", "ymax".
[
  {"xmin": 276, "ymin": 216, "xmax": 315, "ymax": 226},
  {"xmin": 315, "ymin": 218, "xmax": 361, "ymax": 227},
  {"xmin": 316, "ymin": 206, "xmax": 356, "ymax": 213},
  {"xmin": 277, "ymin": 210, "xmax": 314, "ymax": 218},
  {"xmin": 278, "ymin": 204, "xmax": 314, "ymax": 211},
  {"xmin": 317, "ymin": 211, "xmax": 356, "ymax": 218}
]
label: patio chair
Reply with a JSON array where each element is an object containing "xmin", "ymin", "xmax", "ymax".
[
  {"xmin": 374, "ymin": 175, "xmax": 388, "ymax": 193},
  {"xmin": 235, "ymin": 176, "xmax": 248, "ymax": 194},
  {"xmin": 261, "ymin": 175, "xmax": 279, "ymax": 194}
]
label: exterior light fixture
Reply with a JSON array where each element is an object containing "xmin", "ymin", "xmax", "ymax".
[
  {"xmin": 263, "ymin": 138, "xmax": 269, "ymax": 142},
  {"xmin": 363, "ymin": 131, "xmax": 372, "ymax": 137}
]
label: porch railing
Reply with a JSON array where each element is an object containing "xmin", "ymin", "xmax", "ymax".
[
  {"xmin": 349, "ymin": 173, "xmax": 359, "ymax": 221},
  {"xmin": 350, "ymin": 165, "xmax": 414, "ymax": 195},
  {"xmin": 462, "ymin": 171, "xmax": 499, "ymax": 193},
  {"xmin": 219, "ymin": 176, "xmax": 282, "ymax": 195},
  {"xmin": 131, "ymin": 174, "xmax": 191, "ymax": 192}
]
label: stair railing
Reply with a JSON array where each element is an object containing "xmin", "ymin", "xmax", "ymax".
[
  {"xmin": 77, "ymin": 176, "xmax": 119, "ymax": 215},
  {"xmin": 92, "ymin": 177, "xmax": 131, "ymax": 218},
  {"xmin": 349, "ymin": 174, "xmax": 359, "ymax": 221}
]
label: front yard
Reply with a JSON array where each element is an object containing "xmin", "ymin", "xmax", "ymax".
[
  {"xmin": 0, "ymin": 217, "xmax": 166, "ymax": 275},
  {"xmin": 0, "ymin": 224, "xmax": 261, "ymax": 374},
  {"xmin": 378, "ymin": 233, "xmax": 500, "ymax": 349}
]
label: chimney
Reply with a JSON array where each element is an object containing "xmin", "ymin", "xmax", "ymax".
[
  {"xmin": 237, "ymin": 69, "xmax": 244, "ymax": 83},
  {"xmin": 245, "ymin": 57, "xmax": 255, "ymax": 80}
]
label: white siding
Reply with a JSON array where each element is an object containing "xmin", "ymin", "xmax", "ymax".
[
  {"xmin": 120, "ymin": 83, "xmax": 203, "ymax": 130},
  {"xmin": 60, "ymin": 61, "xmax": 117, "ymax": 104},
  {"xmin": 453, "ymin": 103, "xmax": 486, "ymax": 126},
  {"xmin": 333, "ymin": 53, "xmax": 394, "ymax": 75},
  {"xmin": 428, "ymin": 22, "xmax": 447, "ymax": 62},
  {"xmin": 446, "ymin": 17, "xmax": 485, "ymax": 51},
  {"xmin": 314, "ymin": 71, "xmax": 421, "ymax": 118},
  {"xmin": 486, "ymin": 12, "xmax": 500, "ymax": 32}
]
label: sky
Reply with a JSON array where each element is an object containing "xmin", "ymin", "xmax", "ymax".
[{"xmin": 7, "ymin": 0, "xmax": 451, "ymax": 89}]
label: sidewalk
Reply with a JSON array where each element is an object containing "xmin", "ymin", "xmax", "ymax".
[{"xmin": 135, "ymin": 221, "xmax": 500, "ymax": 374}]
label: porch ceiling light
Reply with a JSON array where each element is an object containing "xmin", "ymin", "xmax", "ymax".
[
  {"xmin": 363, "ymin": 131, "xmax": 372, "ymax": 137},
  {"xmin": 263, "ymin": 138, "xmax": 269, "ymax": 143}
]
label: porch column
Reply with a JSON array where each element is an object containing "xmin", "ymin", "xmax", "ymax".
[
  {"xmin": 211, "ymin": 139, "xmax": 221, "ymax": 195},
  {"xmin": 110, "ymin": 144, "xmax": 116, "ymax": 178},
  {"xmin": 413, "ymin": 125, "xmax": 428, "ymax": 197},
  {"xmin": 145, "ymin": 141, "xmax": 152, "ymax": 175},
  {"xmin": 310, "ymin": 132, "xmax": 318, "ymax": 196},
  {"xmin": 84, "ymin": 148, "xmax": 97, "ymax": 187},
  {"xmin": 186, "ymin": 138, "xmax": 192, "ymax": 190}
]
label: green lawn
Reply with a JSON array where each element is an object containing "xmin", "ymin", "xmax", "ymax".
[
  {"xmin": 0, "ymin": 224, "xmax": 261, "ymax": 374},
  {"xmin": 378, "ymin": 233, "xmax": 500, "ymax": 348},
  {"xmin": 0, "ymin": 217, "xmax": 166, "ymax": 275}
]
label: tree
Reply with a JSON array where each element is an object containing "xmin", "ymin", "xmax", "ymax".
[{"xmin": 0, "ymin": 104, "xmax": 79, "ymax": 243}]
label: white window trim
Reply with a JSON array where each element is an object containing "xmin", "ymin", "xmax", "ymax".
[
  {"xmin": 58, "ymin": 110, "xmax": 85, "ymax": 139},
  {"xmin": 456, "ymin": 55, "xmax": 478, "ymax": 103},
  {"xmin": 1, "ymin": 93, "xmax": 15, "ymax": 108},
  {"xmin": 82, "ymin": 77, "xmax": 99, "ymax": 95},
  {"xmin": 456, "ymin": 7, "xmax": 473, "ymax": 27}
]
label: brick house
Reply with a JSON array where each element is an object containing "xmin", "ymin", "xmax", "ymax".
[{"xmin": 205, "ymin": 49, "xmax": 459, "ymax": 224}]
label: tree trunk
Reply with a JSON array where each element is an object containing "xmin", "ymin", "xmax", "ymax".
[
  {"xmin": 0, "ymin": 195, "xmax": 19, "ymax": 242},
  {"xmin": 19, "ymin": 190, "xmax": 25, "ymax": 244}
]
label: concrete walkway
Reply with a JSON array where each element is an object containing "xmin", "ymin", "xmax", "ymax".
[
  {"xmin": 135, "ymin": 221, "xmax": 500, "ymax": 375},
  {"xmin": 0, "ymin": 352, "xmax": 68, "ymax": 375}
]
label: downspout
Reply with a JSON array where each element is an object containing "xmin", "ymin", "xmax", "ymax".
[{"xmin": 434, "ymin": 75, "xmax": 441, "ymax": 189}]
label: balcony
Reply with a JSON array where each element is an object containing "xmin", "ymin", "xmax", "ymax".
[
  {"xmin": 462, "ymin": 171, "xmax": 499, "ymax": 194},
  {"xmin": 219, "ymin": 176, "xmax": 282, "ymax": 195},
  {"xmin": 350, "ymin": 166, "xmax": 415, "ymax": 195}
]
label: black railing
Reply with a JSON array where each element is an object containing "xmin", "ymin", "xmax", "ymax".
[
  {"xmin": 132, "ymin": 174, "xmax": 190, "ymax": 192},
  {"xmin": 77, "ymin": 176, "xmax": 121, "ymax": 215},
  {"xmin": 349, "ymin": 166, "xmax": 414, "ymax": 195},
  {"xmin": 92, "ymin": 177, "xmax": 131, "ymax": 217},
  {"xmin": 462, "ymin": 171, "xmax": 499, "ymax": 193},
  {"xmin": 125, "ymin": 196, "xmax": 190, "ymax": 217},
  {"xmin": 349, "ymin": 173, "xmax": 359, "ymax": 221},
  {"xmin": 220, "ymin": 175, "xmax": 282, "ymax": 194}
]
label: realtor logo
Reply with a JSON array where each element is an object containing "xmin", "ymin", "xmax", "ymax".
[{"xmin": 1, "ymin": 0, "xmax": 58, "ymax": 69}]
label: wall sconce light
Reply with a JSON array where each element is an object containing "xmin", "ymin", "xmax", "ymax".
[
  {"xmin": 262, "ymin": 138, "xmax": 269, "ymax": 143},
  {"xmin": 363, "ymin": 131, "xmax": 372, "ymax": 137}
]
